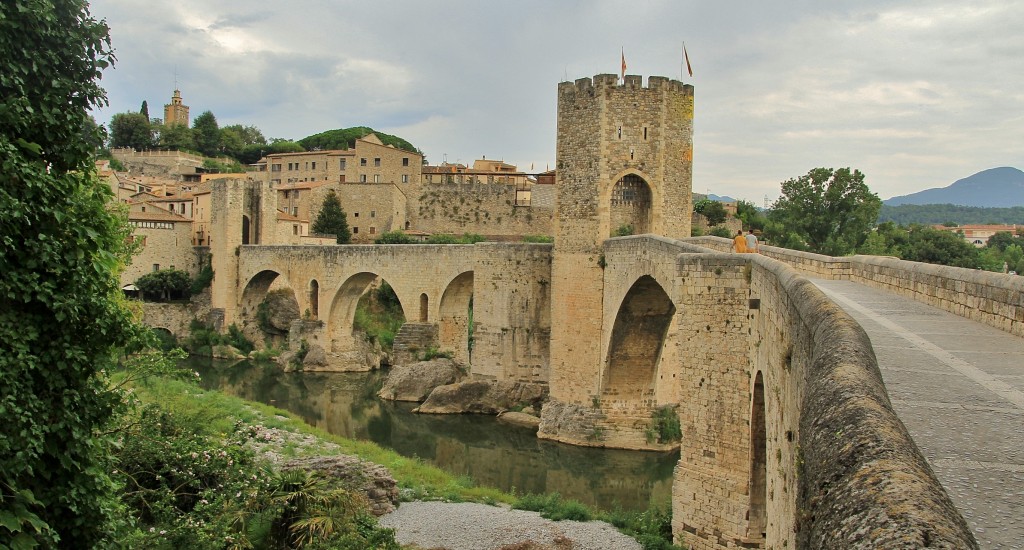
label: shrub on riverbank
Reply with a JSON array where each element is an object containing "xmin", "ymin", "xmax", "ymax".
[{"xmin": 114, "ymin": 375, "xmax": 401, "ymax": 548}]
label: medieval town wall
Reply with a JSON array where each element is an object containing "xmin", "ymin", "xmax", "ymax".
[{"xmin": 412, "ymin": 182, "xmax": 553, "ymax": 238}]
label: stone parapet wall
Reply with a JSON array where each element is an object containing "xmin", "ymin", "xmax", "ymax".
[
  {"xmin": 848, "ymin": 255, "xmax": 1024, "ymax": 337},
  {"xmin": 687, "ymin": 236, "xmax": 1024, "ymax": 337},
  {"xmin": 747, "ymin": 253, "xmax": 977, "ymax": 549}
]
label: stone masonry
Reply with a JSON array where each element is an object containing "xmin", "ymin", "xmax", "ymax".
[{"xmin": 203, "ymin": 75, "xmax": 982, "ymax": 549}]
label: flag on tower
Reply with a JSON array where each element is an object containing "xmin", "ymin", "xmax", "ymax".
[
  {"xmin": 683, "ymin": 43, "xmax": 693, "ymax": 77},
  {"xmin": 621, "ymin": 48, "xmax": 627, "ymax": 80}
]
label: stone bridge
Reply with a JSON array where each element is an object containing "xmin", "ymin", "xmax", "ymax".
[{"xmin": 208, "ymin": 225, "xmax": 992, "ymax": 548}]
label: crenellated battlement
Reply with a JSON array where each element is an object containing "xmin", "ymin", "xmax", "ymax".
[{"xmin": 558, "ymin": 73, "xmax": 693, "ymax": 96}]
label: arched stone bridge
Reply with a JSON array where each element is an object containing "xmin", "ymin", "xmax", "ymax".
[{"xmin": 209, "ymin": 231, "xmax": 990, "ymax": 549}]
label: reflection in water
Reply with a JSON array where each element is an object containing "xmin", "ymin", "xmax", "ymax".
[{"xmin": 192, "ymin": 357, "xmax": 677, "ymax": 511}]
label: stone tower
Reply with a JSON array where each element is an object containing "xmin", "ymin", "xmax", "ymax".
[
  {"xmin": 545, "ymin": 74, "xmax": 694, "ymax": 422},
  {"xmin": 163, "ymin": 89, "xmax": 190, "ymax": 127}
]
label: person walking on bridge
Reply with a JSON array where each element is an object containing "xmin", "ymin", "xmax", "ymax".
[
  {"xmin": 732, "ymin": 229, "xmax": 747, "ymax": 253},
  {"xmin": 745, "ymin": 229, "xmax": 759, "ymax": 253}
]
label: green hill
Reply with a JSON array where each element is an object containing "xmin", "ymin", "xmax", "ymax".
[
  {"xmin": 298, "ymin": 126, "xmax": 419, "ymax": 154},
  {"xmin": 878, "ymin": 203, "xmax": 1024, "ymax": 225}
]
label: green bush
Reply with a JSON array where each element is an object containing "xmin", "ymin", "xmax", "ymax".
[
  {"xmin": 189, "ymin": 261, "xmax": 214, "ymax": 295},
  {"xmin": 418, "ymin": 346, "xmax": 453, "ymax": 361},
  {"xmin": 136, "ymin": 268, "xmax": 193, "ymax": 302},
  {"xmin": 513, "ymin": 493, "xmax": 592, "ymax": 522},
  {"xmin": 608, "ymin": 504, "xmax": 682, "ymax": 550},
  {"xmin": 374, "ymin": 230, "xmax": 415, "ymax": 244},
  {"xmin": 354, "ymin": 282, "xmax": 405, "ymax": 350},
  {"xmin": 185, "ymin": 321, "xmax": 253, "ymax": 355},
  {"xmin": 645, "ymin": 405, "xmax": 682, "ymax": 444},
  {"xmin": 709, "ymin": 226, "xmax": 733, "ymax": 238},
  {"xmin": 614, "ymin": 224, "xmax": 635, "ymax": 237}
]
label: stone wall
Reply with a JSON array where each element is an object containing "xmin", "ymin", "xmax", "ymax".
[
  {"xmin": 123, "ymin": 222, "xmax": 200, "ymax": 286},
  {"xmin": 111, "ymin": 148, "xmax": 203, "ymax": 178},
  {"xmin": 470, "ymin": 243, "xmax": 552, "ymax": 383},
  {"xmin": 412, "ymin": 182, "xmax": 553, "ymax": 237},
  {"xmin": 848, "ymin": 255, "xmax": 1024, "ymax": 336},
  {"xmin": 747, "ymin": 252, "xmax": 975, "ymax": 549},
  {"xmin": 689, "ymin": 236, "xmax": 1024, "ymax": 337}
]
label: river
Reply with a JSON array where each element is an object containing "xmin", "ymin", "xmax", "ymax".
[{"xmin": 191, "ymin": 357, "xmax": 678, "ymax": 512}]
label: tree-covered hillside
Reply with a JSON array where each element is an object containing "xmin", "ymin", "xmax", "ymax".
[
  {"xmin": 299, "ymin": 126, "xmax": 419, "ymax": 154},
  {"xmin": 878, "ymin": 204, "xmax": 1024, "ymax": 225}
]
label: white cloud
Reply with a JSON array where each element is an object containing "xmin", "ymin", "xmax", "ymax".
[{"xmin": 89, "ymin": 0, "xmax": 1024, "ymax": 202}]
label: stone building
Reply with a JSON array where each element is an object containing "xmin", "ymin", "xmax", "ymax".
[
  {"xmin": 163, "ymin": 88, "xmax": 189, "ymax": 127},
  {"xmin": 253, "ymin": 133, "xmax": 421, "ymax": 187},
  {"xmin": 122, "ymin": 204, "xmax": 197, "ymax": 286}
]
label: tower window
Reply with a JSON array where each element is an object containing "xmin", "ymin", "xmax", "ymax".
[{"xmin": 643, "ymin": 127, "xmax": 648, "ymax": 140}]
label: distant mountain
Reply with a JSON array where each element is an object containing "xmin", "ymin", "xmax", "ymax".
[
  {"xmin": 709, "ymin": 194, "xmax": 737, "ymax": 203},
  {"xmin": 884, "ymin": 167, "xmax": 1024, "ymax": 207}
]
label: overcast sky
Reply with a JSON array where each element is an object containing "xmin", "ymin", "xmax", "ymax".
[{"xmin": 89, "ymin": 0, "xmax": 1023, "ymax": 203}]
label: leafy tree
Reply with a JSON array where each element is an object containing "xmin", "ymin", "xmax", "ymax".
[
  {"xmin": 735, "ymin": 200, "xmax": 767, "ymax": 231},
  {"xmin": 160, "ymin": 122, "xmax": 194, "ymax": 150},
  {"xmin": 768, "ymin": 167, "xmax": 881, "ymax": 255},
  {"xmin": 299, "ymin": 126, "xmax": 419, "ymax": 154},
  {"xmin": 136, "ymin": 269, "xmax": 193, "ymax": 301},
  {"xmin": 899, "ymin": 225, "xmax": 979, "ymax": 268},
  {"xmin": 139, "ymin": 100, "xmax": 149, "ymax": 120},
  {"xmin": 707, "ymin": 202, "xmax": 729, "ymax": 227},
  {"xmin": 0, "ymin": 1, "xmax": 145, "ymax": 545},
  {"xmin": 312, "ymin": 190, "xmax": 351, "ymax": 243},
  {"xmin": 109, "ymin": 111, "xmax": 154, "ymax": 149},
  {"xmin": 192, "ymin": 110, "xmax": 220, "ymax": 157},
  {"xmin": 986, "ymin": 231, "xmax": 1018, "ymax": 252}
]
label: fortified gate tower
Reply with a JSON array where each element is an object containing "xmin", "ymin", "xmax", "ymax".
[{"xmin": 544, "ymin": 73, "xmax": 694, "ymax": 443}]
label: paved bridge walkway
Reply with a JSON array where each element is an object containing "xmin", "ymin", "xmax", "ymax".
[{"xmin": 811, "ymin": 279, "xmax": 1024, "ymax": 550}]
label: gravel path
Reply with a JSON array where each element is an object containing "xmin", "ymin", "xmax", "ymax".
[{"xmin": 379, "ymin": 501, "xmax": 643, "ymax": 550}]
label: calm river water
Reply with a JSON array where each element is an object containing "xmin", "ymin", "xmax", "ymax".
[{"xmin": 191, "ymin": 357, "xmax": 678, "ymax": 512}]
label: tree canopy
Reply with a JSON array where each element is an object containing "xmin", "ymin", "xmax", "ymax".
[
  {"xmin": 192, "ymin": 110, "xmax": 220, "ymax": 157},
  {"xmin": 311, "ymin": 190, "xmax": 351, "ymax": 244},
  {"xmin": 299, "ymin": 126, "xmax": 419, "ymax": 154},
  {"xmin": 767, "ymin": 167, "xmax": 881, "ymax": 255},
  {"xmin": 694, "ymin": 198, "xmax": 728, "ymax": 227},
  {"xmin": 109, "ymin": 111, "xmax": 154, "ymax": 150},
  {"xmin": 1, "ymin": 0, "xmax": 144, "ymax": 545},
  {"xmin": 878, "ymin": 203, "xmax": 1024, "ymax": 225}
]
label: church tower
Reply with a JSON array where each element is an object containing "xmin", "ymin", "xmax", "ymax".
[{"xmin": 163, "ymin": 89, "xmax": 190, "ymax": 127}]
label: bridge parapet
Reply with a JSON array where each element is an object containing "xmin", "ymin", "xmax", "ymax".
[{"xmin": 687, "ymin": 236, "xmax": 1024, "ymax": 337}]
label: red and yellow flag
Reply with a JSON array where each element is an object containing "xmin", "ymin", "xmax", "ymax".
[{"xmin": 621, "ymin": 49, "xmax": 627, "ymax": 80}]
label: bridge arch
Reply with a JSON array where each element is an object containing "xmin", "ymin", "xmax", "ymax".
[
  {"xmin": 327, "ymin": 272, "xmax": 408, "ymax": 353},
  {"xmin": 438, "ymin": 271, "xmax": 474, "ymax": 364},
  {"xmin": 599, "ymin": 169, "xmax": 662, "ymax": 239},
  {"xmin": 748, "ymin": 370, "xmax": 767, "ymax": 540},
  {"xmin": 601, "ymin": 275, "xmax": 675, "ymax": 402}
]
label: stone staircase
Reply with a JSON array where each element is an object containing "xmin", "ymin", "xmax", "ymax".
[{"xmin": 392, "ymin": 322, "xmax": 438, "ymax": 365}]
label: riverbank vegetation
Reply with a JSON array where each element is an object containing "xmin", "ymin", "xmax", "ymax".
[
  {"xmin": 354, "ymin": 281, "xmax": 405, "ymax": 350},
  {"xmin": 124, "ymin": 370, "xmax": 682, "ymax": 549}
]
